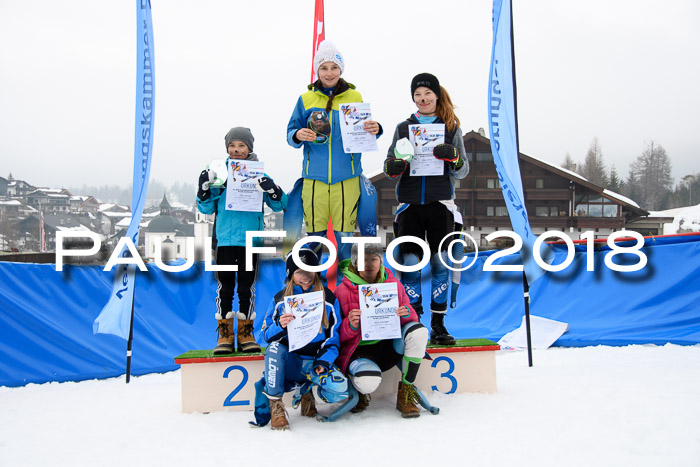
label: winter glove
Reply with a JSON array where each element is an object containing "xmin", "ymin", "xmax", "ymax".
[
  {"xmin": 256, "ymin": 176, "xmax": 283, "ymax": 201},
  {"xmin": 384, "ymin": 158, "xmax": 407, "ymax": 178},
  {"xmin": 433, "ymin": 143, "xmax": 459, "ymax": 163},
  {"xmin": 197, "ymin": 169, "xmax": 216, "ymax": 200}
]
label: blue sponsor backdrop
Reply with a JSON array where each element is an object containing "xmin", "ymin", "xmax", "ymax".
[{"xmin": 1, "ymin": 234, "xmax": 699, "ymax": 387}]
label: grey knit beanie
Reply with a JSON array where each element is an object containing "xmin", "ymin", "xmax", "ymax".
[
  {"xmin": 351, "ymin": 242, "xmax": 384, "ymax": 266},
  {"xmin": 224, "ymin": 127, "xmax": 254, "ymax": 152}
]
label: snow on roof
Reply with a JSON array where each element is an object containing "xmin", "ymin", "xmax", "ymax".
[
  {"xmin": 100, "ymin": 210, "xmax": 132, "ymax": 218},
  {"xmin": 0, "ymin": 200, "xmax": 22, "ymax": 206},
  {"xmin": 169, "ymin": 201, "xmax": 192, "ymax": 211},
  {"xmin": 99, "ymin": 203, "xmax": 129, "ymax": 212},
  {"xmin": 523, "ymin": 152, "xmax": 589, "ymax": 183},
  {"xmin": 116, "ymin": 217, "xmax": 131, "ymax": 227},
  {"xmin": 649, "ymin": 203, "xmax": 700, "ymax": 234},
  {"xmin": 116, "ymin": 216, "xmax": 149, "ymax": 228},
  {"xmin": 602, "ymin": 189, "xmax": 640, "ymax": 209},
  {"xmin": 523, "ymin": 152, "xmax": 641, "ymax": 208}
]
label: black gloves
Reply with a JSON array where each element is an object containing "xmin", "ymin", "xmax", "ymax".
[
  {"xmin": 257, "ymin": 176, "xmax": 284, "ymax": 201},
  {"xmin": 384, "ymin": 158, "xmax": 407, "ymax": 178},
  {"xmin": 433, "ymin": 143, "xmax": 459, "ymax": 163},
  {"xmin": 197, "ymin": 169, "xmax": 215, "ymax": 200}
]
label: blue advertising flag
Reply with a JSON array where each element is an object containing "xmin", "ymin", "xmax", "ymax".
[
  {"xmin": 489, "ymin": 0, "xmax": 551, "ymax": 285},
  {"xmin": 93, "ymin": 0, "xmax": 155, "ymax": 339}
]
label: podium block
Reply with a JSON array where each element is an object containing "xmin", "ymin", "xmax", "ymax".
[{"xmin": 174, "ymin": 339, "xmax": 499, "ymax": 414}]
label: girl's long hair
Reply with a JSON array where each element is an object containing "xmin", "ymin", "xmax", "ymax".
[
  {"xmin": 314, "ymin": 78, "xmax": 350, "ymax": 113},
  {"xmin": 436, "ymin": 86, "xmax": 460, "ymax": 132},
  {"xmin": 283, "ymin": 273, "xmax": 329, "ymax": 330}
]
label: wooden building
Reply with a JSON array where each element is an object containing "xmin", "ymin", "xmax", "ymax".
[{"xmin": 370, "ymin": 130, "xmax": 649, "ymax": 248}]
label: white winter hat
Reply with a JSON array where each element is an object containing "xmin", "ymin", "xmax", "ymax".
[{"xmin": 313, "ymin": 40, "xmax": 345, "ymax": 77}]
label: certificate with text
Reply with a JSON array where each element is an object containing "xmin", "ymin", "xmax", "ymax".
[
  {"xmin": 285, "ymin": 290, "xmax": 325, "ymax": 352},
  {"xmin": 225, "ymin": 160, "xmax": 264, "ymax": 212},
  {"xmin": 338, "ymin": 102, "xmax": 378, "ymax": 154},
  {"xmin": 408, "ymin": 123, "xmax": 445, "ymax": 176},
  {"xmin": 358, "ymin": 282, "xmax": 401, "ymax": 340}
]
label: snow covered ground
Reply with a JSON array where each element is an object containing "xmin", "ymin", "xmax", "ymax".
[
  {"xmin": 2, "ymin": 345, "xmax": 699, "ymax": 467},
  {"xmin": 650, "ymin": 203, "xmax": 700, "ymax": 234}
]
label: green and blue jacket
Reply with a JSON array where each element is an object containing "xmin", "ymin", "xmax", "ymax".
[{"xmin": 286, "ymin": 81, "xmax": 382, "ymax": 185}]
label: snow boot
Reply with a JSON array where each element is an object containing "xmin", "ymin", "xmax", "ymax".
[
  {"xmin": 430, "ymin": 312, "xmax": 456, "ymax": 346},
  {"xmin": 269, "ymin": 399, "xmax": 289, "ymax": 430},
  {"xmin": 351, "ymin": 393, "xmax": 371, "ymax": 413},
  {"xmin": 396, "ymin": 382, "xmax": 421, "ymax": 418},
  {"xmin": 236, "ymin": 312, "xmax": 260, "ymax": 353},
  {"xmin": 213, "ymin": 315, "xmax": 234, "ymax": 355},
  {"xmin": 300, "ymin": 391, "xmax": 317, "ymax": 418}
]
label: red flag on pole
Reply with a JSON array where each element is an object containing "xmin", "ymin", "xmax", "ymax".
[
  {"xmin": 309, "ymin": 0, "xmax": 338, "ymax": 290},
  {"xmin": 310, "ymin": 0, "xmax": 325, "ymax": 84}
]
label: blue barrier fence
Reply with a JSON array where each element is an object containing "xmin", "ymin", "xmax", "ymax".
[{"xmin": 1, "ymin": 234, "xmax": 699, "ymax": 387}]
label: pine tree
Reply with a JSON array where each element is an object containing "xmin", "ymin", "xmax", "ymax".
[
  {"xmin": 581, "ymin": 138, "xmax": 609, "ymax": 187},
  {"xmin": 607, "ymin": 166, "xmax": 621, "ymax": 193},
  {"xmin": 623, "ymin": 170, "xmax": 641, "ymax": 205}
]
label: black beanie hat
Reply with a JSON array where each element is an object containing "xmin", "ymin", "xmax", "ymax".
[
  {"xmin": 285, "ymin": 248, "xmax": 320, "ymax": 281},
  {"xmin": 411, "ymin": 73, "xmax": 441, "ymax": 100}
]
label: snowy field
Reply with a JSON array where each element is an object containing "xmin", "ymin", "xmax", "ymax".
[{"xmin": 2, "ymin": 344, "xmax": 699, "ymax": 467}]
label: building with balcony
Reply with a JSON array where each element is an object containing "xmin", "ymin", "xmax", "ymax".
[{"xmin": 370, "ymin": 130, "xmax": 650, "ymax": 248}]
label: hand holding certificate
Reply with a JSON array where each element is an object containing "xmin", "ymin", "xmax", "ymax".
[
  {"xmin": 338, "ymin": 102, "xmax": 379, "ymax": 154},
  {"xmin": 285, "ymin": 291, "xmax": 325, "ymax": 351},
  {"xmin": 224, "ymin": 160, "xmax": 264, "ymax": 212},
  {"xmin": 408, "ymin": 123, "xmax": 445, "ymax": 176},
  {"xmin": 358, "ymin": 282, "xmax": 401, "ymax": 340}
]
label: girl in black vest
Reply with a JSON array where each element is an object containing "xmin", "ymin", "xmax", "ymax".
[{"xmin": 383, "ymin": 73, "xmax": 469, "ymax": 345}]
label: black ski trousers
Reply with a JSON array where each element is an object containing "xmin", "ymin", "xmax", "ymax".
[
  {"xmin": 214, "ymin": 246, "xmax": 258, "ymax": 319},
  {"xmin": 396, "ymin": 202, "xmax": 454, "ymax": 257}
]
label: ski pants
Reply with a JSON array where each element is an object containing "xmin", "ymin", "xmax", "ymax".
[
  {"xmin": 394, "ymin": 202, "xmax": 453, "ymax": 313},
  {"xmin": 347, "ymin": 322, "xmax": 428, "ymax": 394},
  {"xmin": 214, "ymin": 246, "xmax": 258, "ymax": 320},
  {"xmin": 263, "ymin": 341, "xmax": 347, "ymax": 399}
]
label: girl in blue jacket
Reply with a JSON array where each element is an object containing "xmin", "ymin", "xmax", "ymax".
[
  {"xmin": 286, "ymin": 40, "xmax": 382, "ymax": 265},
  {"xmin": 196, "ymin": 127, "xmax": 287, "ymax": 355},
  {"xmin": 259, "ymin": 248, "xmax": 347, "ymax": 430}
]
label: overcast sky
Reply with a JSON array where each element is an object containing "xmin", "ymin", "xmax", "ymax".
[{"xmin": 1, "ymin": 0, "xmax": 698, "ymax": 196}]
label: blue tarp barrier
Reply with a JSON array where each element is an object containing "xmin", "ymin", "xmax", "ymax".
[{"xmin": 1, "ymin": 234, "xmax": 699, "ymax": 387}]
